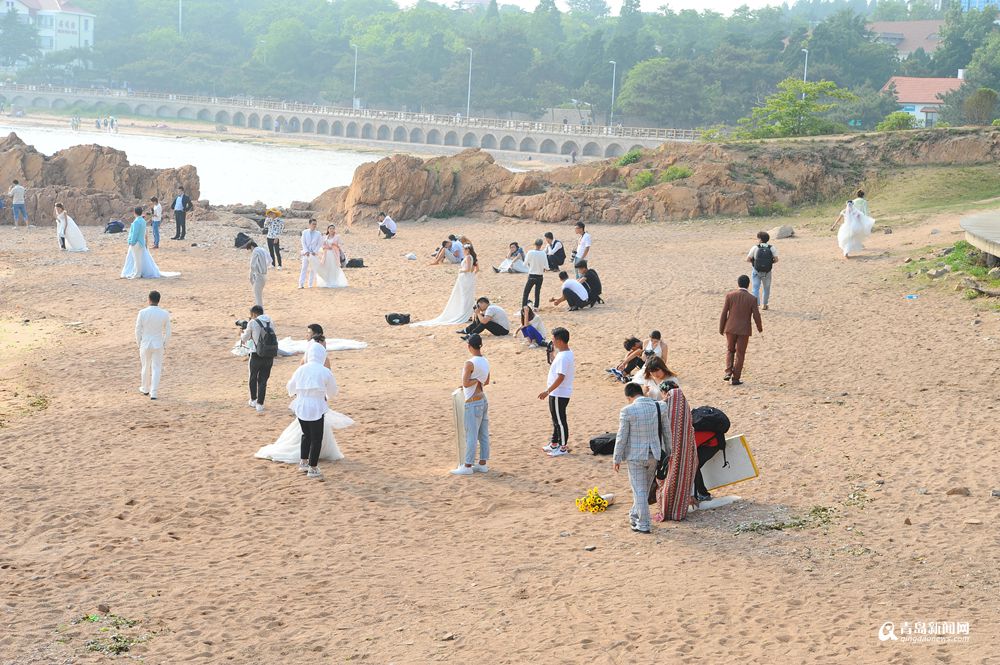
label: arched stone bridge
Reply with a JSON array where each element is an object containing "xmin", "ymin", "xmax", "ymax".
[{"xmin": 0, "ymin": 84, "xmax": 699, "ymax": 159}]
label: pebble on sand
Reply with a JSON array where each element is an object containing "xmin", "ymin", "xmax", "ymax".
[{"xmin": 946, "ymin": 487, "xmax": 971, "ymax": 496}]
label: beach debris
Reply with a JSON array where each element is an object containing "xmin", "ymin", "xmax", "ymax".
[
  {"xmin": 559, "ymin": 531, "xmax": 570, "ymax": 537},
  {"xmin": 946, "ymin": 487, "xmax": 971, "ymax": 496},
  {"xmin": 769, "ymin": 225, "xmax": 794, "ymax": 239},
  {"xmin": 97, "ymin": 603, "xmax": 110, "ymax": 614},
  {"xmin": 440, "ymin": 633, "xmax": 457, "ymax": 641},
  {"xmin": 584, "ymin": 545, "xmax": 597, "ymax": 551},
  {"xmin": 927, "ymin": 268, "xmax": 949, "ymax": 278},
  {"xmin": 903, "ymin": 517, "xmax": 912, "ymax": 525},
  {"xmin": 903, "ymin": 257, "xmax": 913, "ymax": 263},
  {"xmin": 883, "ymin": 227, "xmax": 893, "ymax": 234},
  {"xmin": 405, "ymin": 253, "xmax": 417, "ymax": 260},
  {"xmin": 988, "ymin": 267, "xmax": 1000, "ymax": 279},
  {"xmin": 991, "ymin": 489, "xmax": 1000, "ymax": 498},
  {"xmin": 916, "ymin": 488, "xmax": 928, "ymax": 495},
  {"xmin": 930, "ymin": 228, "xmax": 940, "ymax": 235},
  {"xmin": 963, "ymin": 519, "xmax": 982, "ymax": 525}
]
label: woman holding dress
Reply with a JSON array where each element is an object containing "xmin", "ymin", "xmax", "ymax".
[
  {"xmin": 831, "ymin": 199, "xmax": 875, "ymax": 259},
  {"xmin": 411, "ymin": 243, "xmax": 479, "ymax": 327},
  {"xmin": 316, "ymin": 224, "xmax": 348, "ymax": 288},
  {"xmin": 54, "ymin": 202, "xmax": 88, "ymax": 252},
  {"xmin": 653, "ymin": 381, "xmax": 699, "ymax": 522}
]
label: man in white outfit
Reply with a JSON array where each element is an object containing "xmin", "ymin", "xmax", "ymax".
[
  {"xmin": 244, "ymin": 238, "xmax": 269, "ymax": 307},
  {"xmin": 135, "ymin": 290, "xmax": 171, "ymax": 400},
  {"xmin": 299, "ymin": 218, "xmax": 322, "ymax": 288}
]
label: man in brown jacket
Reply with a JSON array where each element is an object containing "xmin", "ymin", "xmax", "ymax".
[{"xmin": 719, "ymin": 275, "xmax": 763, "ymax": 386}]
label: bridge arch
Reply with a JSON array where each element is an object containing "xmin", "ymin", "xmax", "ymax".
[
  {"xmin": 155, "ymin": 105, "xmax": 171, "ymax": 118},
  {"xmin": 248, "ymin": 113, "xmax": 260, "ymax": 128},
  {"xmin": 233, "ymin": 111, "xmax": 246, "ymax": 127},
  {"xmin": 215, "ymin": 110, "xmax": 230, "ymax": 124},
  {"xmin": 444, "ymin": 131, "xmax": 459, "ymax": 146},
  {"xmin": 275, "ymin": 116, "xmax": 288, "ymax": 131},
  {"xmin": 462, "ymin": 132, "xmax": 479, "ymax": 148},
  {"xmin": 409, "ymin": 127, "xmax": 424, "ymax": 143},
  {"xmin": 604, "ymin": 143, "xmax": 624, "ymax": 158},
  {"xmin": 539, "ymin": 139, "xmax": 558, "ymax": 154},
  {"xmin": 561, "ymin": 140, "xmax": 579, "ymax": 155},
  {"xmin": 333, "ymin": 121, "xmax": 344, "ymax": 136},
  {"xmin": 302, "ymin": 118, "xmax": 314, "ymax": 133},
  {"xmin": 427, "ymin": 129, "xmax": 441, "ymax": 144},
  {"xmin": 393, "ymin": 126, "xmax": 407, "ymax": 142},
  {"xmin": 317, "ymin": 119, "xmax": 328, "ymax": 134},
  {"xmin": 32, "ymin": 97, "xmax": 49, "ymax": 109},
  {"xmin": 288, "ymin": 117, "xmax": 301, "ymax": 132},
  {"xmin": 196, "ymin": 108, "xmax": 212, "ymax": 121},
  {"xmin": 519, "ymin": 137, "xmax": 536, "ymax": 152},
  {"xmin": 582, "ymin": 141, "xmax": 601, "ymax": 157},
  {"xmin": 499, "ymin": 136, "xmax": 516, "ymax": 151},
  {"xmin": 346, "ymin": 122, "xmax": 358, "ymax": 138},
  {"xmin": 262, "ymin": 114, "xmax": 273, "ymax": 130},
  {"xmin": 178, "ymin": 107, "xmax": 196, "ymax": 120},
  {"xmin": 133, "ymin": 103, "xmax": 151, "ymax": 116},
  {"xmin": 376, "ymin": 124, "xmax": 391, "ymax": 140},
  {"xmin": 629, "ymin": 144, "xmax": 644, "ymax": 153},
  {"xmin": 52, "ymin": 98, "xmax": 69, "ymax": 111},
  {"xmin": 480, "ymin": 134, "xmax": 497, "ymax": 149},
  {"xmin": 362, "ymin": 123, "xmax": 374, "ymax": 139}
]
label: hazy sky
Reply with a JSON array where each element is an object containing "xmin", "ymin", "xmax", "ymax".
[{"xmin": 401, "ymin": 1, "xmax": 780, "ymax": 16}]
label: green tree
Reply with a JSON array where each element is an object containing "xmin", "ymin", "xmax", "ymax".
[
  {"xmin": 530, "ymin": 0, "xmax": 564, "ymax": 52},
  {"xmin": 876, "ymin": 111, "xmax": 917, "ymax": 131},
  {"xmin": 566, "ymin": 0, "xmax": 609, "ymax": 20},
  {"xmin": 736, "ymin": 78, "xmax": 856, "ymax": 138},
  {"xmin": 0, "ymin": 8, "xmax": 40, "ymax": 66},
  {"xmin": 963, "ymin": 86, "xmax": 998, "ymax": 124},
  {"xmin": 932, "ymin": 6, "xmax": 999, "ymax": 77},
  {"xmin": 804, "ymin": 10, "xmax": 898, "ymax": 89},
  {"xmin": 826, "ymin": 84, "xmax": 900, "ymax": 130}
]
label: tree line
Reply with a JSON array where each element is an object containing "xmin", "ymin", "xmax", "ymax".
[{"xmin": 3, "ymin": 0, "xmax": 1000, "ymax": 132}]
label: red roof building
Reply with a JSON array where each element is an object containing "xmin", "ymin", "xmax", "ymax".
[
  {"xmin": 881, "ymin": 75, "xmax": 963, "ymax": 127},
  {"xmin": 870, "ymin": 20, "xmax": 945, "ymax": 57}
]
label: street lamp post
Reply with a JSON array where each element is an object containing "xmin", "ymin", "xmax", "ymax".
[
  {"xmin": 466, "ymin": 47, "xmax": 473, "ymax": 119},
  {"xmin": 801, "ymin": 48, "xmax": 809, "ymax": 99},
  {"xmin": 608, "ymin": 60, "xmax": 617, "ymax": 127},
  {"xmin": 351, "ymin": 44, "xmax": 359, "ymax": 109},
  {"xmin": 178, "ymin": 0, "xmax": 183, "ymax": 36}
]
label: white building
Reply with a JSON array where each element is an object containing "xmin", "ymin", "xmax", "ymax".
[{"xmin": 4, "ymin": 0, "xmax": 95, "ymax": 53}]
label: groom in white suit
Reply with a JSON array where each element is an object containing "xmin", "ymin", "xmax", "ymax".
[
  {"xmin": 299, "ymin": 218, "xmax": 322, "ymax": 288},
  {"xmin": 135, "ymin": 290, "xmax": 172, "ymax": 400}
]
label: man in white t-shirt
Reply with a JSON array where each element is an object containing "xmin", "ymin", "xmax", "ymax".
[
  {"xmin": 550, "ymin": 271, "xmax": 589, "ymax": 311},
  {"xmin": 451, "ymin": 333, "xmax": 491, "ymax": 476},
  {"xmin": 746, "ymin": 230, "xmax": 778, "ymax": 310},
  {"xmin": 377, "ymin": 211, "xmax": 397, "ymax": 239},
  {"xmin": 523, "ymin": 238, "xmax": 548, "ymax": 308},
  {"xmin": 150, "ymin": 196, "xmax": 163, "ymax": 249},
  {"xmin": 8, "ymin": 180, "xmax": 27, "ymax": 227},
  {"xmin": 540, "ymin": 327, "xmax": 574, "ymax": 456},
  {"xmin": 573, "ymin": 221, "xmax": 591, "ymax": 277},
  {"xmin": 459, "ymin": 297, "xmax": 510, "ymax": 337},
  {"xmin": 430, "ymin": 238, "xmax": 464, "ymax": 265}
]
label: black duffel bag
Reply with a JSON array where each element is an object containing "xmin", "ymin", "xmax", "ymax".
[{"xmin": 589, "ymin": 432, "xmax": 616, "ymax": 455}]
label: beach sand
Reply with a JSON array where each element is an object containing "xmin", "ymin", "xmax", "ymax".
[{"xmin": 0, "ymin": 211, "xmax": 997, "ymax": 663}]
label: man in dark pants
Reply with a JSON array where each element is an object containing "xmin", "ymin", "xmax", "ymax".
[
  {"xmin": 459, "ymin": 297, "xmax": 510, "ymax": 338},
  {"xmin": 522, "ymin": 238, "xmax": 547, "ymax": 308},
  {"xmin": 551, "ymin": 271, "xmax": 588, "ymax": 310},
  {"xmin": 240, "ymin": 305, "xmax": 276, "ymax": 413},
  {"xmin": 170, "ymin": 185, "xmax": 194, "ymax": 240},
  {"xmin": 577, "ymin": 260, "xmax": 602, "ymax": 306},
  {"xmin": 719, "ymin": 274, "xmax": 763, "ymax": 386}
]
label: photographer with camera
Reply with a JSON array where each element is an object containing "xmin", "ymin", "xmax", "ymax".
[{"xmin": 239, "ymin": 305, "xmax": 279, "ymax": 413}]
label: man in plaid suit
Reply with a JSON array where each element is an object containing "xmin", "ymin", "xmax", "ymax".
[{"xmin": 613, "ymin": 383, "xmax": 672, "ymax": 533}]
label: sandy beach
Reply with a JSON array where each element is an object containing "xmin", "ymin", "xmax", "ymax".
[{"xmin": 0, "ymin": 208, "xmax": 998, "ymax": 663}]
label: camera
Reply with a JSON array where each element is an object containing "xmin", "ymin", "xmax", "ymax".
[
  {"xmin": 643, "ymin": 349, "xmax": 654, "ymax": 358},
  {"xmin": 235, "ymin": 319, "xmax": 249, "ymax": 330}
]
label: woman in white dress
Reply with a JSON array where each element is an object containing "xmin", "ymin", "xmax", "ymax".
[
  {"xmin": 54, "ymin": 202, "xmax": 88, "ymax": 252},
  {"xmin": 411, "ymin": 243, "xmax": 478, "ymax": 327},
  {"xmin": 316, "ymin": 224, "xmax": 349, "ymax": 288},
  {"xmin": 831, "ymin": 200, "xmax": 875, "ymax": 259},
  {"xmin": 254, "ymin": 332, "xmax": 352, "ymax": 469}
]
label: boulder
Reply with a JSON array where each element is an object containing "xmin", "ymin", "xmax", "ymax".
[
  {"xmin": 987, "ymin": 267, "xmax": 1000, "ymax": 279},
  {"xmin": 769, "ymin": 225, "xmax": 795, "ymax": 239}
]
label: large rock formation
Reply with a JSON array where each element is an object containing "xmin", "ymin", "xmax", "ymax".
[
  {"xmin": 311, "ymin": 127, "xmax": 1000, "ymax": 225},
  {"xmin": 0, "ymin": 133, "xmax": 199, "ymax": 225}
]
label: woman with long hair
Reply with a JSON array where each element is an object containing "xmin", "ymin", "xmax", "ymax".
[
  {"xmin": 653, "ymin": 381, "xmax": 699, "ymax": 522},
  {"xmin": 412, "ymin": 243, "xmax": 478, "ymax": 326},
  {"xmin": 316, "ymin": 224, "xmax": 348, "ymax": 288},
  {"xmin": 831, "ymin": 199, "xmax": 875, "ymax": 259}
]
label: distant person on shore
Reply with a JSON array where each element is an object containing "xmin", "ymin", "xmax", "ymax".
[
  {"xmin": 613, "ymin": 382, "xmax": 669, "ymax": 534},
  {"xmin": 493, "ymin": 242, "xmax": 527, "ymax": 273},
  {"xmin": 299, "ymin": 218, "xmax": 322, "ymax": 288},
  {"xmin": 573, "ymin": 221, "xmax": 591, "ymax": 277},
  {"xmin": 746, "ymin": 230, "xmax": 777, "ymax": 310},
  {"xmin": 8, "ymin": 180, "xmax": 27, "ymax": 227},
  {"xmin": 644, "ymin": 331, "xmax": 665, "ymax": 361},
  {"xmin": 451, "ymin": 333, "xmax": 491, "ymax": 476},
  {"xmin": 539, "ymin": 327, "xmax": 574, "ymax": 457},
  {"xmin": 550, "ymin": 271, "xmax": 588, "ymax": 311},
  {"xmin": 122, "ymin": 206, "xmax": 148, "ymax": 279},
  {"xmin": 719, "ymin": 275, "xmax": 763, "ymax": 386},
  {"xmin": 544, "ymin": 232, "xmax": 566, "ymax": 271},
  {"xmin": 170, "ymin": 185, "xmax": 194, "ymax": 240},
  {"xmin": 831, "ymin": 199, "xmax": 875, "ymax": 259},
  {"xmin": 135, "ymin": 290, "xmax": 171, "ymax": 401},
  {"xmin": 522, "ymin": 238, "xmax": 548, "ymax": 308},
  {"xmin": 316, "ymin": 224, "xmax": 348, "ymax": 288},
  {"xmin": 608, "ymin": 337, "xmax": 644, "ymax": 382},
  {"xmin": 577, "ymin": 261, "xmax": 602, "ymax": 306},
  {"xmin": 150, "ymin": 197, "xmax": 162, "ymax": 249},
  {"xmin": 376, "ymin": 211, "xmax": 397, "ymax": 239},
  {"xmin": 244, "ymin": 238, "xmax": 269, "ymax": 307},
  {"xmin": 430, "ymin": 238, "xmax": 465, "ymax": 265},
  {"xmin": 263, "ymin": 208, "xmax": 284, "ymax": 269},
  {"xmin": 852, "ymin": 189, "xmax": 869, "ymax": 217},
  {"xmin": 286, "ymin": 336, "xmax": 339, "ymax": 480},
  {"xmin": 240, "ymin": 305, "xmax": 276, "ymax": 414},
  {"xmin": 53, "ymin": 202, "xmax": 87, "ymax": 252},
  {"xmin": 458, "ymin": 297, "xmax": 510, "ymax": 338}
]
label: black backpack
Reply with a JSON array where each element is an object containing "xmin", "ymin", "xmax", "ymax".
[
  {"xmin": 385, "ymin": 313, "xmax": 410, "ymax": 325},
  {"xmin": 235, "ymin": 232, "xmax": 252, "ymax": 249},
  {"xmin": 691, "ymin": 405, "xmax": 731, "ymax": 465},
  {"xmin": 346, "ymin": 258, "xmax": 365, "ymax": 268},
  {"xmin": 589, "ymin": 432, "xmax": 616, "ymax": 455},
  {"xmin": 256, "ymin": 320, "xmax": 279, "ymax": 358},
  {"xmin": 752, "ymin": 244, "xmax": 774, "ymax": 273},
  {"xmin": 104, "ymin": 220, "xmax": 125, "ymax": 234}
]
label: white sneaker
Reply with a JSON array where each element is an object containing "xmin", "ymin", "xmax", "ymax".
[
  {"xmin": 255, "ymin": 404, "xmax": 264, "ymax": 413},
  {"xmin": 541, "ymin": 443, "xmax": 558, "ymax": 453},
  {"xmin": 248, "ymin": 399, "xmax": 257, "ymax": 408},
  {"xmin": 547, "ymin": 448, "xmax": 569, "ymax": 457},
  {"xmin": 139, "ymin": 387, "xmax": 149, "ymax": 395},
  {"xmin": 298, "ymin": 460, "xmax": 309, "ymax": 472},
  {"xmin": 276, "ymin": 266, "xmax": 282, "ymax": 271},
  {"xmin": 306, "ymin": 466, "xmax": 323, "ymax": 479},
  {"xmin": 528, "ymin": 343, "xmax": 539, "ymax": 349},
  {"xmin": 450, "ymin": 466, "xmax": 474, "ymax": 476},
  {"xmin": 473, "ymin": 464, "xmax": 489, "ymax": 473}
]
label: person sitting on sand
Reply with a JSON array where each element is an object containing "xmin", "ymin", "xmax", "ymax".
[
  {"xmin": 430, "ymin": 238, "xmax": 465, "ymax": 265},
  {"xmin": 607, "ymin": 337, "xmax": 644, "ymax": 382},
  {"xmin": 631, "ymin": 356, "xmax": 679, "ymax": 401},
  {"xmin": 550, "ymin": 271, "xmax": 588, "ymax": 311},
  {"xmin": 514, "ymin": 305, "xmax": 547, "ymax": 349},
  {"xmin": 459, "ymin": 297, "xmax": 510, "ymax": 338},
  {"xmin": 494, "ymin": 242, "xmax": 527, "ymax": 273},
  {"xmin": 376, "ymin": 211, "xmax": 397, "ymax": 239},
  {"xmin": 644, "ymin": 331, "xmax": 666, "ymax": 362},
  {"xmin": 577, "ymin": 261, "xmax": 602, "ymax": 307}
]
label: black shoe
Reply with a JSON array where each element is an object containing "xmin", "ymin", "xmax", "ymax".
[
  {"xmin": 730, "ymin": 379, "xmax": 743, "ymax": 386},
  {"xmin": 568, "ymin": 306, "xmax": 580, "ymax": 311},
  {"xmin": 460, "ymin": 335, "xmax": 470, "ymax": 341},
  {"xmin": 630, "ymin": 524, "xmax": 651, "ymax": 534},
  {"xmin": 492, "ymin": 267, "xmax": 500, "ymax": 273},
  {"xmin": 696, "ymin": 491, "xmax": 713, "ymax": 501},
  {"xmin": 723, "ymin": 374, "xmax": 732, "ymax": 382}
]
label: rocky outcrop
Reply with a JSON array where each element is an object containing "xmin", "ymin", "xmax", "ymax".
[
  {"xmin": 310, "ymin": 127, "xmax": 1000, "ymax": 225},
  {"xmin": 0, "ymin": 133, "xmax": 199, "ymax": 225}
]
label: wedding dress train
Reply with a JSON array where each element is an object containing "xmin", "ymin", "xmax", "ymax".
[
  {"xmin": 254, "ymin": 409, "xmax": 353, "ymax": 463},
  {"xmin": 409, "ymin": 270, "xmax": 476, "ymax": 327},
  {"xmin": 838, "ymin": 206, "xmax": 875, "ymax": 257}
]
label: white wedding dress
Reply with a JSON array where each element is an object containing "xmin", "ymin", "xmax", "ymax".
[
  {"xmin": 57, "ymin": 214, "xmax": 88, "ymax": 252},
  {"xmin": 254, "ymin": 408, "xmax": 353, "ymax": 464},
  {"xmin": 411, "ymin": 256, "xmax": 476, "ymax": 327},
  {"xmin": 316, "ymin": 239, "xmax": 348, "ymax": 288},
  {"xmin": 497, "ymin": 257, "xmax": 528, "ymax": 273},
  {"xmin": 231, "ymin": 336, "xmax": 367, "ymax": 357},
  {"xmin": 838, "ymin": 205, "xmax": 875, "ymax": 257}
]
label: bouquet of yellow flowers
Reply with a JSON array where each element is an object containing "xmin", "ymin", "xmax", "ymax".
[{"xmin": 576, "ymin": 487, "xmax": 609, "ymax": 513}]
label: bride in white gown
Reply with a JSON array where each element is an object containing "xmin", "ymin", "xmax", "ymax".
[
  {"xmin": 254, "ymin": 338, "xmax": 353, "ymax": 464},
  {"xmin": 55, "ymin": 203, "xmax": 88, "ymax": 252},
  {"xmin": 831, "ymin": 200, "xmax": 875, "ymax": 258},
  {"xmin": 411, "ymin": 244, "xmax": 478, "ymax": 327},
  {"xmin": 316, "ymin": 224, "xmax": 349, "ymax": 288}
]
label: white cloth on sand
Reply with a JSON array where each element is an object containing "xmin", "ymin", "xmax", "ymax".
[
  {"xmin": 230, "ymin": 336, "xmax": 367, "ymax": 358},
  {"xmin": 410, "ymin": 266, "xmax": 476, "ymax": 327},
  {"xmin": 838, "ymin": 206, "xmax": 875, "ymax": 257},
  {"xmin": 498, "ymin": 257, "xmax": 528, "ymax": 273},
  {"xmin": 254, "ymin": 408, "xmax": 353, "ymax": 464},
  {"xmin": 120, "ymin": 246, "xmax": 180, "ymax": 279},
  {"xmin": 59, "ymin": 214, "xmax": 88, "ymax": 252}
]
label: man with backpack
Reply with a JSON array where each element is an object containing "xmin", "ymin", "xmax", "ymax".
[
  {"xmin": 241, "ymin": 305, "xmax": 279, "ymax": 414},
  {"xmin": 746, "ymin": 230, "xmax": 777, "ymax": 310}
]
